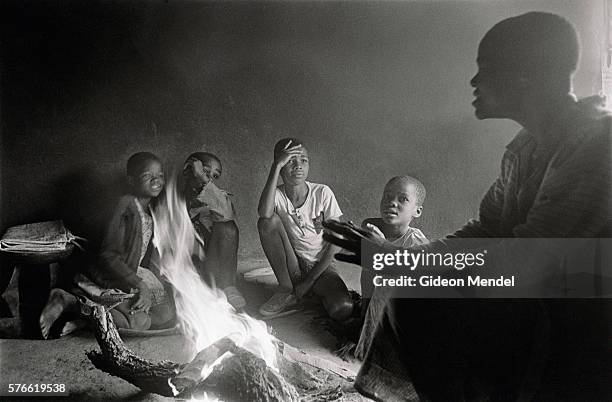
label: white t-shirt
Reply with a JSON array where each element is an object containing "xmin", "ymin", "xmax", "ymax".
[
  {"xmin": 390, "ymin": 226, "xmax": 428, "ymax": 248},
  {"xmin": 274, "ymin": 181, "xmax": 343, "ymax": 263}
]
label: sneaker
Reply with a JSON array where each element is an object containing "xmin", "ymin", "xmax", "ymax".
[
  {"xmin": 259, "ymin": 292, "xmax": 297, "ymax": 317},
  {"xmin": 223, "ymin": 286, "xmax": 246, "ymax": 310}
]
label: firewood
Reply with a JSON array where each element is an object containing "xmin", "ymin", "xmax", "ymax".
[
  {"xmin": 169, "ymin": 337, "xmax": 234, "ymax": 394},
  {"xmin": 85, "ymin": 305, "xmax": 299, "ymax": 401},
  {"xmin": 190, "ymin": 345, "xmax": 300, "ymax": 402},
  {"xmin": 86, "ymin": 306, "xmax": 181, "ymax": 397}
]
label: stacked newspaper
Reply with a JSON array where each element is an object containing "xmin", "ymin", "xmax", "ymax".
[{"xmin": 0, "ymin": 220, "xmax": 76, "ymax": 253}]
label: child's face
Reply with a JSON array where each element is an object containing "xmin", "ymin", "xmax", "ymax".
[
  {"xmin": 380, "ymin": 180, "xmax": 421, "ymax": 226},
  {"xmin": 131, "ymin": 160, "xmax": 164, "ymax": 198},
  {"xmin": 280, "ymin": 147, "xmax": 309, "ymax": 186},
  {"xmin": 200, "ymin": 157, "xmax": 222, "ymax": 183}
]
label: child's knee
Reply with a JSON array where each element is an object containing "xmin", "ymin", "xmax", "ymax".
[
  {"xmin": 213, "ymin": 221, "xmax": 239, "ymax": 242},
  {"xmin": 325, "ymin": 296, "xmax": 354, "ymax": 321},
  {"xmin": 257, "ymin": 214, "xmax": 282, "ymax": 235}
]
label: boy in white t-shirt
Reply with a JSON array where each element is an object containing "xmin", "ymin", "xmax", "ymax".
[{"xmin": 257, "ymin": 138, "xmax": 353, "ymax": 320}]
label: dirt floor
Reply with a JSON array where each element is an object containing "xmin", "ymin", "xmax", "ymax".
[{"xmin": 0, "ymin": 260, "xmax": 368, "ymax": 401}]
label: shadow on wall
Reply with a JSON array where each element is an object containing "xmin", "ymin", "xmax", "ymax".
[{"xmin": 53, "ymin": 166, "xmax": 124, "ymax": 254}]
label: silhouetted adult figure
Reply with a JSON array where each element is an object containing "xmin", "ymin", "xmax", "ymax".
[{"xmin": 325, "ymin": 12, "xmax": 611, "ymax": 401}]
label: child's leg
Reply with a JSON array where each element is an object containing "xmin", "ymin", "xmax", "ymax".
[
  {"xmin": 312, "ymin": 268, "xmax": 354, "ymax": 321},
  {"xmin": 59, "ymin": 319, "xmax": 87, "ymax": 337},
  {"xmin": 257, "ymin": 214, "xmax": 301, "ymax": 291},
  {"xmin": 39, "ymin": 288, "xmax": 79, "ymax": 339},
  {"xmin": 203, "ymin": 221, "xmax": 239, "ymax": 289}
]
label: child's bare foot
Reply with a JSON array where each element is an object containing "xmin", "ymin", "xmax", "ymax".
[
  {"xmin": 39, "ymin": 289, "xmax": 78, "ymax": 339},
  {"xmin": 60, "ymin": 319, "xmax": 86, "ymax": 337}
]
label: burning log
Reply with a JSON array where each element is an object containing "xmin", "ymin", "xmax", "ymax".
[
  {"xmin": 170, "ymin": 337, "xmax": 235, "ymax": 393},
  {"xmin": 189, "ymin": 342, "xmax": 300, "ymax": 402},
  {"xmin": 86, "ymin": 305, "xmax": 299, "ymax": 401}
]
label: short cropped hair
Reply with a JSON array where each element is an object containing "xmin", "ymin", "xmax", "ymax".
[
  {"xmin": 387, "ymin": 175, "xmax": 426, "ymax": 206},
  {"xmin": 187, "ymin": 152, "xmax": 221, "ymax": 166},
  {"xmin": 478, "ymin": 12, "xmax": 579, "ymax": 79},
  {"xmin": 126, "ymin": 152, "xmax": 161, "ymax": 177},
  {"xmin": 274, "ymin": 138, "xmax": 305, "ymax": 158}
]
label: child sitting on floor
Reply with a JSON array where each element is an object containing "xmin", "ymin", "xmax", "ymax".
[
  {"xmin": 89, "ymin": 152, "xmax": 175, "ymax": 330},
  {"xmin": 356, "ymin": 175, "xmax": 428, "ymax": 358},
  {"xmin": 40, "ymin": 152, "xmax": 175, "ymax": 336},
  {"xmin": 182, "ymin": 152, "xmax": 245, "ymax": 310},
  {"xmin": 257, "ymin": 138, "xmax": 353, "ymax": 320}
]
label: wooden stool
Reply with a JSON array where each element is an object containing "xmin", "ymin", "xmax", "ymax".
[{"xmin": 0, "ymin": 245, "xmax": 74, "ymax": 339}]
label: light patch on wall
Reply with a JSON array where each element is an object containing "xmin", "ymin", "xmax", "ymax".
[{"xmin": 604, "ymin": 0, "xmax": 612, "ymax": 101}]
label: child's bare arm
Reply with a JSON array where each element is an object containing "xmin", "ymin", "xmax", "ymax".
[
  {"xmin": 295, "ymin": 210, "xmax": 345, "ymax": 297},
  {"xmin": 258, "ymin": 163, "xmax": 283, "ymax": 218},
  {"xmin": 184, "ymin": 158, "xmax": 209, "ymax": 187},
  {"xmin": 295, "ymin": 242, "xmax": 341, "ymax": 298},
  {"xmin": 257, "ymin": 141, "xmax": 303, "ymax": 218}
]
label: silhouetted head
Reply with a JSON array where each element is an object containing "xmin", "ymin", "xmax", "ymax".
[{"xmin": 470, "ymin": 12, "xmax": 579, "ymax": 120}]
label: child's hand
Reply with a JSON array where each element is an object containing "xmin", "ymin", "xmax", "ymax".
[
  {"xmin": 184, "ymin": 158, "xmax": 209, "ymax": 185},
  {"xmin": 313, "ymin": 212, "xmax": 324, "ymax": 233},
  {"xmin": 274, "ymin": 140, "xmax": 303, "ymax": 168},
  {"xmin": 365, "ymin": 223, "xmax": 386, "ymax": 239},
  {"xmin": 131, "ymin": 283, "xmax": 152, "ymax": 314}
]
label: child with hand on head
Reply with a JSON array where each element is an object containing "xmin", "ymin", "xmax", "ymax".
[
  {"xmin": 183, "ymin": 152, "xmax": 244, "ymax": 310},
  {"xmin": 257, "ymin": 138, "xmax": 353, "ymax": 321},
  {"xmin": 356, "ymin": 175, "xmax": 428, "ymax": 358},
  {"xmin": 93, "ymin": 152, "xmax": 175, "ymax": 330}
]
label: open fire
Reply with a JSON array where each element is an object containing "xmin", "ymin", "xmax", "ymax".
[
  {"xmin": 84, "ymin": 171, "xmax": 355, "ymax": 402},
  {"xmin": 151, "ymin": 173, "xmax": 278, "ymax": 393}
]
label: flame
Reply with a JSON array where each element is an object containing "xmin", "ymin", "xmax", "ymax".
[
  {"xmin": 152, "ymin": 173, "xmax": 278, "ymax": 378},
  {"xmin": 189, "ymin": 394, "xmax": 221, "ymax": 402}
]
